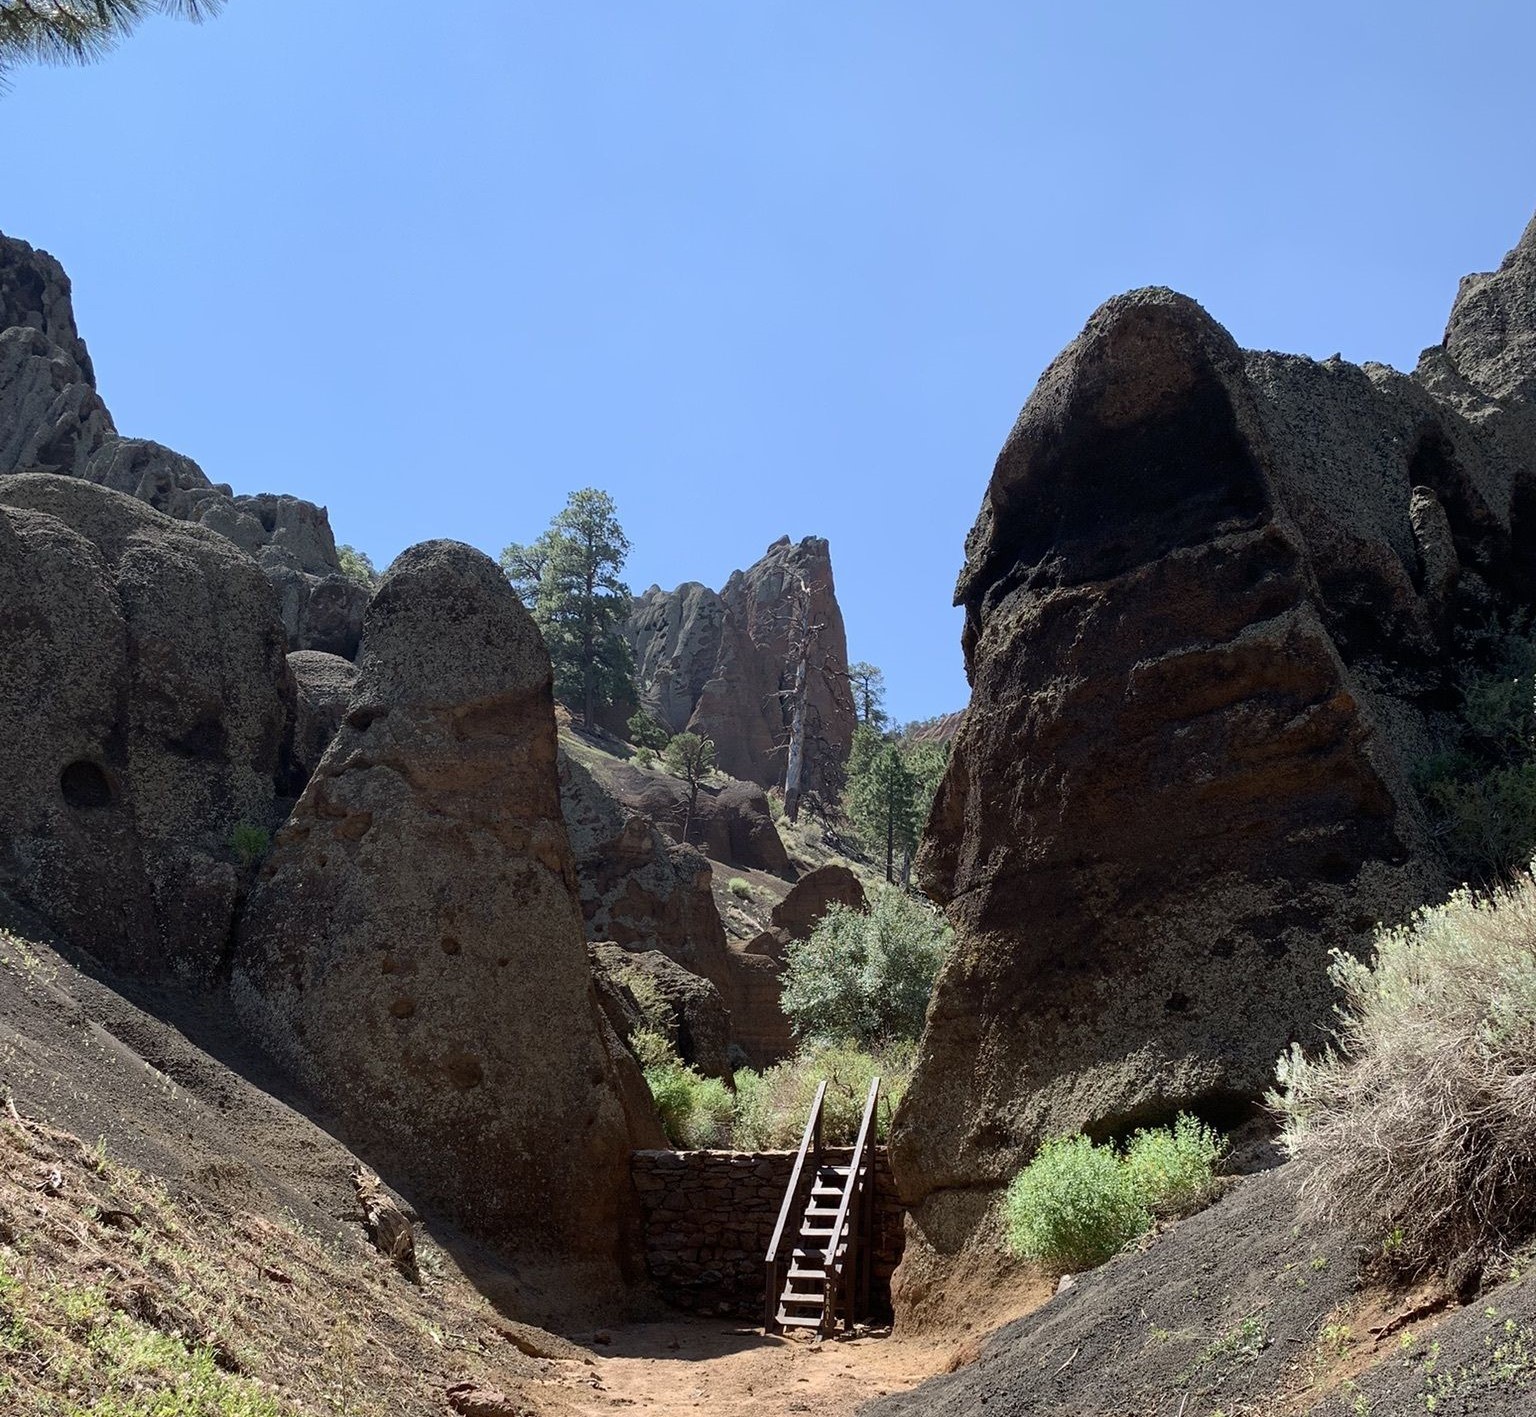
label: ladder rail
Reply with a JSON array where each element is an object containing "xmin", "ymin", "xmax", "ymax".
[
  {"xmin": 763, "ymin": 1079, "xmax": 826, "ymax": 1333},
  {"xmin": 820, "ymin": 1076, "xmax": 881, "ymax": 1335}
]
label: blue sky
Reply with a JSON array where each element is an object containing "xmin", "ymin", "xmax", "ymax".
[{"xmin": 5, "ymin": 1, "xmax": 1536, "ymax": 723}]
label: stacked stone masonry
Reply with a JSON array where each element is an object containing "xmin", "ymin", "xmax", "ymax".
[{"xmin": 631, "ymin": 1147, "xmax": 905, "ymax": 1320}]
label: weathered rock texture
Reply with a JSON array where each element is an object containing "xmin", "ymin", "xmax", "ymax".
[
  {"xmin": 590, "ymin": 943, "xmax": 733, "ymax": 1080},
  {"xmin": 627, "ymin": 536, "xmax": 856, "ymax": 797},
  {"xmin": 0, "ymin": 232, "xmax": 368, "ymax": 657},
  {"xmin": 595, "ymin": 759, "xmax": 791, "ymax": 876},
  {"xmin": 895, "ymin": 216, "xmax": 1536, "ymax": 1273},
  {"xmin": 287, "ymin": 650, "xmax": 357, "ymax": 783},
  {"xmin": 231, "ymin": 542, "xmax": 647, "ymax": 1276},
  {"xmin": 0, "ymin": 474, "xmax": 294, "ymax": 978}
]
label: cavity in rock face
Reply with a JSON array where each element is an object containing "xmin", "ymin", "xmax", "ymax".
[
  {"xmin": 232, "ymin": 541, "xmax": 646, "ymax": 1280},
  {"xmin": 894, "ymin": 242, "xmax": 1536, "ymax": 1280}
]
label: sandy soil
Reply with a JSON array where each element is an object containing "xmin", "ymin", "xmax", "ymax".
[{"xmin": 542, "ymin": 1320, "xmax": 948, "ymax": 1417}]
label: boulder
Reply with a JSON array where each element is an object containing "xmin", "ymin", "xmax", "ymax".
[
  {"xmin": 589, "ymin": 943, "xmax": 733, "ymax": 1080},
  {"xmin": 626, "ymin": 536, "xmax": 857, "ymax": 797},
  {"xmin": 0, "ymin": 474, "xmax": 294, "ymax": 978},
  {"xmin": 231, "ymin": 541, "xmax": 647, "ymax": 1278},
  {"xmin": 770, "ymin": 863, "xmax": 866, "ymax": 940},
  {"xmin": 892, "ymin": 247, "xmax": 1536, "ymax": 1276},
  {"xmin": 600, "ymin": 761, "xmax": 791, "ymax": 875},
  {"xmin": 287, "ymin": 650, "xmax": 357, "ymax": 784}
]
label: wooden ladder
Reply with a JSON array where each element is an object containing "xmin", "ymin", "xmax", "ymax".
[{"xmin": 763, "ymin": 1076, "xmax": 881, "ymax": 1337}]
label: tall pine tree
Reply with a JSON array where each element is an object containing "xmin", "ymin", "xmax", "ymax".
[{"xmin": 502, "ymin": 488, "xmax": 634, "ymax": 729}]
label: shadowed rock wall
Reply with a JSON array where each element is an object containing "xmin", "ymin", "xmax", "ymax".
[{"xmin": 893, "ymin": 215, "xmax": 1536, "ymax": 1280}]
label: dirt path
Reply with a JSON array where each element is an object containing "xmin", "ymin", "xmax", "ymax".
[{"xmin": 542, "ymin": 1320, "xmax": 947, "ymax": 1417}]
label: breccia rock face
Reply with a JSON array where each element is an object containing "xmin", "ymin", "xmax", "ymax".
[
  {"xmin": 627, "ymin": 536, "xmax": 856, "ymax": 798},
  {"xmin": 0, "ymin": 474, "xmax": 295, "ymax": 978},
  {"xmin": 896, "ymin": 220, "xmax": 1536, "ymax": 1266},
  {"xmin": 0, "ymin": 232, "xmax": 367, "ymax": 658},
  {"xmin": 231, "ymin": 542, "xmax": 646, "ymax": 1275}
]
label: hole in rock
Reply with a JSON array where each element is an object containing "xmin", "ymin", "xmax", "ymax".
[
  {"xmin": 440, "ymin": 937, "xmax": 461, "ymax": 956},
  {"xmin": 60, "ymin": 760, "xmax": 113, "ymax": 810},
  {"xmin": 1164, "ymin": 991, "xmax": 1191, "ymax": 1014}
]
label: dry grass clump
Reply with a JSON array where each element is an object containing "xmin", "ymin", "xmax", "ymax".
[{"xmin": 1272, "ymin": 873, "xmax": 1536, "ymax": 1278}]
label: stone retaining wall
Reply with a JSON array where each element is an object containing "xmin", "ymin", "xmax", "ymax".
[{"xmin": 631, "ymin": 1147, "xmax": 905, "ymax": 1320}]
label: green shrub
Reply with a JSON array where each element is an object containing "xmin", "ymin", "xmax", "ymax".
[
  {"xmin": 643, "ymin": 1056, "xmax": 734, "ymax": 1149},
  {"xmin": 627, "ymin": 710, "xmax": 672, "ymax": 751},
  {"xmin": 780, "ymin": 887, "xmax": 951, "ymax": 1048},
  {"xmin": 229, "ymin": 822, "xmax": 270, "ymax": 869},
  {"xmin": 728, "ymin": 1041, "xmax": 912, "ymax": 1150},
  {"xmin": 1003, "ymin": 1135, "xmax": 1148, "ymax": 1273},
  {"xmin": 336, "ymin": 543, "xmax": 379, "ymax": 588},
  {"xmin": 728, "ymin": 877, "xmax": 752, "ymax": 900},
  {"xmin": 1125, "ymin": 1114, "xmax": 1226, "ymax": 1216},
  {"xmin": 1272, "ymin": 873, "xmax": 1536, "ymax": 1275},
  {"xmin": 634, "ymin": 744, "xmax": 655, "ymax": 770}
]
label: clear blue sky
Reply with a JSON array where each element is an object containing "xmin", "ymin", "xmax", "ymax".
[{"xmin": 6, "ymin": 2, "xmax": 1535, "ymax": 723}]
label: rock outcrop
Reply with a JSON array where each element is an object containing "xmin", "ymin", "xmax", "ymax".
[
  {"xmin": 0, "ymin": 232, "xmax": 368, "ymax": 657},
  {"xmin": 287, "ymin": 650, "xmax": 357, "ymax": 783},
  {"xmin": 627, "ymin": 536, "xmax": 856, "ymax": 797},
  {"xmin": 894, "ymin": 216, "xmax": 1536, "ymax": 1277},
  {"xmin": 595, "ymin": 759, "xmax": 791, "ymax": 876},
  {"xmin": 590, "ymin": 943, "xmax": 733, "ymax": 1080},
  {"xmin": 231, "ymin": 542, "xmax": 647, "ymax": 1278},
  {"xmin": 0, "ymin": 474, "xmax": 295, "ymax": 979}
]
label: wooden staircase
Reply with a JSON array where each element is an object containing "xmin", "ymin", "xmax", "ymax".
[{"xmin": 763, "ymin": 1077, "xmax": 881, "ymax": 1337}]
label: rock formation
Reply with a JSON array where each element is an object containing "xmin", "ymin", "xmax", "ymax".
[
  {"xmin": 589, "ymin": 942, "xmax": 733, "ymax": 1080},
  {"xmin": 0, "ymin": 232, "xmax": 368, "ymax": 657},
  {"xmin": 287, "ymin": 649, "xmax": 357, "ymax": 782},
  {"xmin": 893, "ymin": 215, "xmax": 1536, "ymax": 1276},
  {"xmin": 627, "ymin": 536, "xmax": 856, "ymax": 798},
  {"xmin": 231, "ymin": 542, "xmax": 648, "ymax": 1277},
  {"xmin": 0, "ymin": 473, "xmax": 295, "ymax": 979}
]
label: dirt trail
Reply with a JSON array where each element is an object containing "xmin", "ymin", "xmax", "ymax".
[{"xmin": 542, "ymin": 1320, "xmax": 947, "ymax": 1416}]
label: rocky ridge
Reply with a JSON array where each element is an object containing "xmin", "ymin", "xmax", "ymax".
[
  {"xmin": 0, "ymin": 231, "xmax": 369, "ymax": 657},
  {"xmin": 627, "ymin": 535, "xmax": 857, "ymax": 799}
]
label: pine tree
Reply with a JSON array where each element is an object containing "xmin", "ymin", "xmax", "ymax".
[
  {"xmin": 848, "ymin": 741, "xmax": 919, "ymax": 884},
  {"xmin": 0, "ymin": 1, "xmax": 221, "ymax": 82},
  {"xmin": 501, "ymin": 488, "xmax": 635, "ymax": 730}
]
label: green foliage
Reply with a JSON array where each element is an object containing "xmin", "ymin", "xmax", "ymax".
[
  {"xmin": 846, "ymin": 739, "xmax": 919, "ymax": 882},
  {"xmin": 902, "ymin": 737, "xmax": 952, "ymax": 827},
  {"xmin": 1003, "ymin": 1135, "xmax": 1149, "ymax": 1273},
  {"xmin": 1003, "ymin": 1115, "xmax": 1225, "ymax": 1273},
  {"xmin": 662, "ymin": 731, "xmax": 716, "ymax": 782},
  {"xmin": 848, "ymin": 662, "xmax": 888, "ymax": 730},
  {"xmin": 501, "ymin": 488, "xmax": 634, "ymax": 728},
  {"xmin": 1416, "ymin": 620, "xmax": 1536, "ymax": 882},
  {"xmin": 780, "ymin": 887, "xmax": 951, "ymax": 1048},
  {"xmin": 0, "ymin": 1, "xmax": 222, "ymax": 85},
  {"xmin": 1272, "ymin": 871, "xmax": 1536, "ymax": 1275},
  {"xmin": 662, "ymin": 732, "xmax": 716, "ymax": 841},
  {"xmin": 228, "ymin": 822, "xmax": 270, "ymax": 869},
  {"xmin": 1124, "ymin": 1114, "xmax": 1227, "ymax": 1217},
  {"xmin": 727, "ymin": 876, "xmax": 752, "ymax": 900},
  {"xmin": 633, "ymin": 744, "xmax": 655, "ymax": 769},
  {"xmin": 335, "ymin": 543, "xmax": 378, "ymax": 588},
  {"xmin": 627, "ymin": 710, "xmax": 672, "ymax": 751},
  {"xmin": 641, "ymin": 1033, "xmax": 735, "ymax": 1150},
  {"xmin": 730, "ymin": 1041, "xmax": 913, "ymax": 1150}
]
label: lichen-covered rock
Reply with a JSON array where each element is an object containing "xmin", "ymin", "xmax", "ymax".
[
  {"xmin": 590, "ymin": 942, "xmax": 733, "ymax": 1080},
  {"xmin": 231, "ymin": 541, "xmax": 646, "ymax": 1279},
  {"xmin": 894, "ymin": 231, "xmax": 1536, "ymax": 1279},
  {"xmin": 627, "ymin": 537, "xmax": 856, "ymax": 797},
  {"xmin": 0, "ymin": 474, "xmax": 294, "ymax": 978}
]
